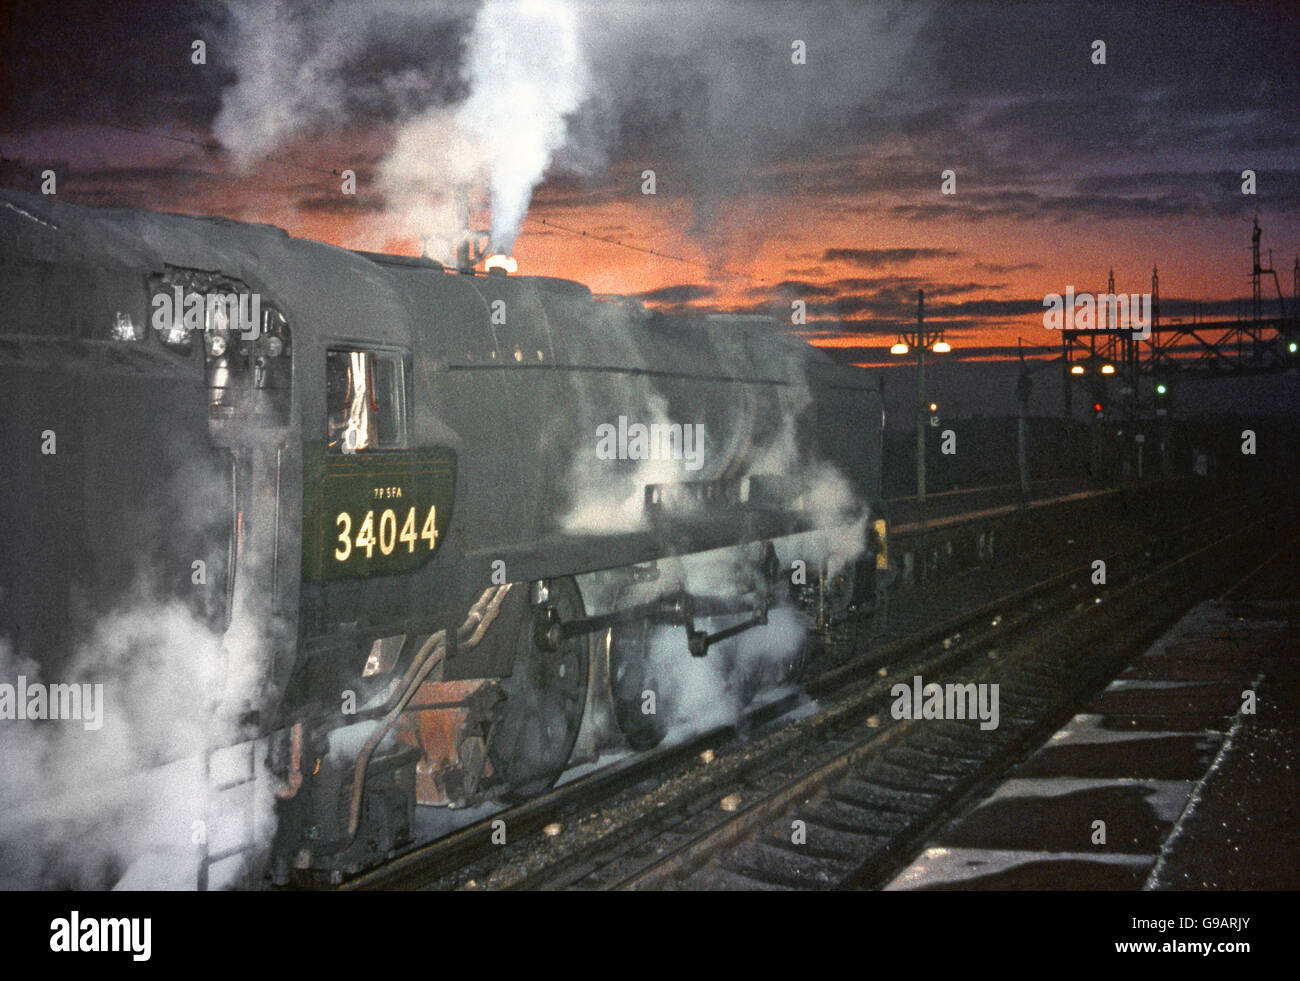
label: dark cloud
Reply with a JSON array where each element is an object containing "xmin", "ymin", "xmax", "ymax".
[
  {"xmin": 296, "ymin": 193, "xmax": 386, "ymax": 215},
  {"xmin": 3, "ymin": 0, "xmax": 1297, "ymax": 318},
  {"xmin": 758, "ymin": 275, "xmax": 1007, "ymax": 322},
  {"xmin": 821, "ymin": 247, "xmax": 962, "ymax": 267},
  {"xmin": 73, "ymin": 163, "xmax": 229, "ymax": 191},
  {"xmin": 1159, "ymin": 296, "xmax": 1288, "ymax": 321},
  {"xmin": 916, "ymin": 3, "xmax": 1300, "ymax": 155},
  {"xmin": 975, "ymin": 260, "xmax": 1042, "ymax": 275},
  {"xmin": 1, "ymin": 1, "xmax": 222, "ymax": 129},
  {"xmin": 762, "ymin": 275, "xmax": 995, "ymax": 299},
  {"xmin": 0, "ymin": 152, "xmax": 57, "ymax": 184},
  {"xmin": 635, "ymin": 283, "xmax": 718, "ymax": 304},
  {"xmin": 808, "ymin": 288, "xmax": 986, "ymax": 320},
  {"xmin": 929, "ymin": 297, "xmax": 1051, "ymax": 318},
  {"xmin": 888, "ymin": 168, "xmax": 1300, "ymax": 223},
  {"xmin": 0, "ymin": 0, "xmax": 471, "ymax": 131}
]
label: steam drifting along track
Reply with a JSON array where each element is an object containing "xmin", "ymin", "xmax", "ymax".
[{"xmin": 325, "ymin": 476, "xmax": 1288, "ymax": 891}]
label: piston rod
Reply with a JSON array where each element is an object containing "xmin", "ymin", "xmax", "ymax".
[{"xmin": 535, "ymin": 589, "xmax": 771, "ymax": 658}]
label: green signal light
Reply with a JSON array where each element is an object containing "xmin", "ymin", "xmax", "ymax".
[
  {"xmin": 1289, "ymin": 341, "xmax": 1297, "ymax": 354},
  {"xmin": 1156, "ymin": 384, "xmax": 1167, "ymax": 395}
]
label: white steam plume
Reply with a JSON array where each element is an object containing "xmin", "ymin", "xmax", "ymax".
[
  {"xmin": 459, "ymin": 0, "xmax": 587, "ymax": 251},
  {"xmin": 212, "ymin": 0, "xmax": 373, "ymax": 166},
  {"xmin": 0, "ymin": 460, "xmax": 279, "ymax": 890},
  {"xmin": 211, "ymin": 1, "xmax": 931, "ymax": 259},
  {"xmin": 377, "ymin": 0, "xmax": 588, "ymax": 254},
  {"xmin": 215, "ymin": 0, "xmax": 589, "ymax": 257},
  {"xmin": 0, "ymin": 605, "xmax": 276, "ymax": 890},
  {"xmin": 652, "ymin": 603, "xmax": 812, "ymax": 744}
]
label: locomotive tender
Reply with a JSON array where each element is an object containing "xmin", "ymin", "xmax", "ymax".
[{"xmin": 0, "ymin": 187, "xmax": 886, "ymax": 884}]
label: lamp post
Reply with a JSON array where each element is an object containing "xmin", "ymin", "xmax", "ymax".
[{"xmin": 890, "ymin": 289, "xmax": 949, "ymax": 503}]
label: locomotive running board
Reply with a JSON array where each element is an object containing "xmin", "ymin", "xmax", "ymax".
[{"xmin": 464, "ymin": 510, "xmax": 818, "ymax": 587}]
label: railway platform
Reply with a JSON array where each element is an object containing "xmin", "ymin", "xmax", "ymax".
[{"xmin": 885, "ymin": 548, "xmax": 1299, "ymax": 890}]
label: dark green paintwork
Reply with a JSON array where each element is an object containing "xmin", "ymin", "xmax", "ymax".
[{"xmin": 301, "ymin": 443, "xmax": 456, "ymax": 582}]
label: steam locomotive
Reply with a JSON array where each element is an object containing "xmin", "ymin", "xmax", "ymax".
[{"xmin": 0, "ymin": 187, "xmax": 886, "ymax": 885}]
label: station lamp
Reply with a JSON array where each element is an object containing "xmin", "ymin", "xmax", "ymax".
[
  {"xmin": 888, "ymin": 290, "xmax": 950, "ymax": 360},
  {"xmin": 888, "ymin": 290, "xmax": 952, "ymax": 503}
]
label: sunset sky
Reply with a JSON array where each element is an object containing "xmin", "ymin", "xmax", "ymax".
[{"xmin": 3, "ymin": 0, "xmax": 1298, "ymax": 371}]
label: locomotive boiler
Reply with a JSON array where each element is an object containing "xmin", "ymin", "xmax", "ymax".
[{"xmin": 0, "ymin": 187, "xmax": 886, "ymax": 885}]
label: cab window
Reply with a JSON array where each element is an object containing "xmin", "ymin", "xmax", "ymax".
[{"xmin": 326, "ymin": 348, "xmax": 406, "ymax": 453}]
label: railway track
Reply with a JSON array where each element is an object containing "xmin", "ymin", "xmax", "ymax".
[
  {"xmin": 332, "ymin": 485, "xmax": 1285, "ymax": 891},
  {"xmin": 606, "ymin": 516, "xmax": 1293, "ymax": 891}
]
